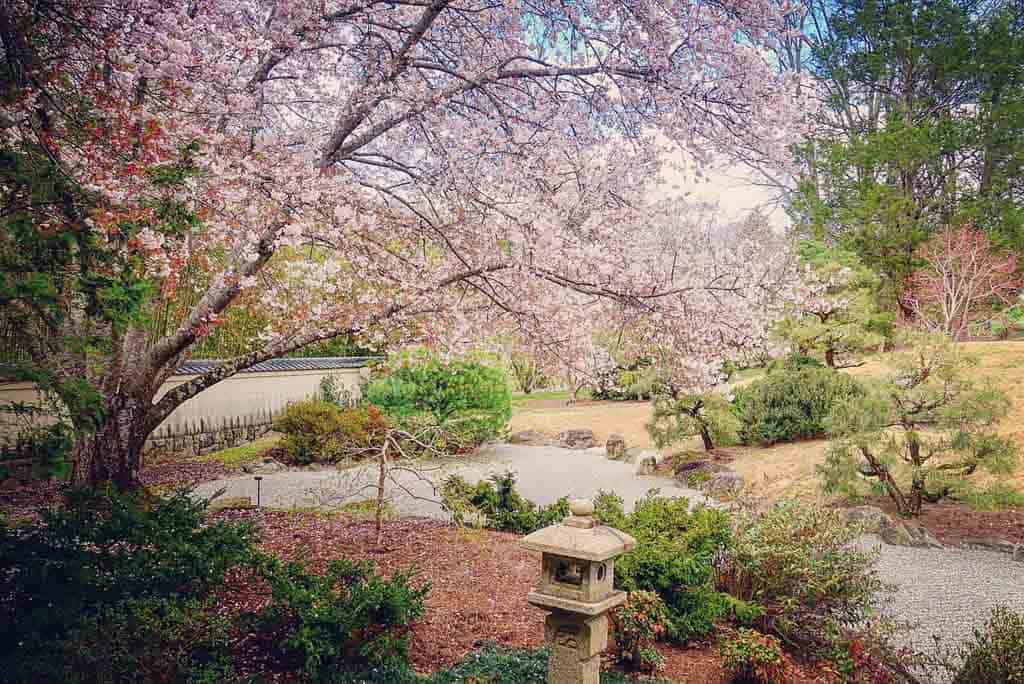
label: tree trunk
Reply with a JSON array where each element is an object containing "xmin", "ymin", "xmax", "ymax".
[
  {"xmin": 70, "ymin": 395, "xmax": 150, "ymax": 490},
  {"xmin": 698, "ymin": 423, "xmax": 714, "ymax": 451},
  {"xmin": 861, "ymin": 447, "xmax": 912, "ymax": 516},
  {"xmin": 375, "ymin": 440, "xmax": 389, "ymax": 547},
  {"xmin": 824, "ymin": 346, "xmax": 836, "ymax": 369}
]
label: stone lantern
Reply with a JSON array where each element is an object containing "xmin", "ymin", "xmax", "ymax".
[{"xmin": 520, "ymin": 499, "xmax": 636, "ymax": 684}]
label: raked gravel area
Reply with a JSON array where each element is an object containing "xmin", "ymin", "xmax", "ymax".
[
  {"xmin": 193, "ymin": 442, "xmax": 711, "ymax": 517},
  {"xmin": 865, "ymin": 533, "xmax": 1024, "ymax": 671},
  {"xmin": 195, "ymin": 443, "xmax": 1023, "ymax": 671}
]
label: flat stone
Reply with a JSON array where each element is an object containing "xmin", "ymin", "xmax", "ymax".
[
  {"xmin": 960, "ymin": 536, "xmax": 1018, "ymax": 554},
  {"xmin": 674, "ymin": 458, "xmax": 711, "ymax": 473},
  {"xmin": 243, "ymin": 458, "xmax": 287, "ymax": 474},
  {"xmin": 701, "ymin": 470, "xmax": 744, "ymax": 497},
  {"xmin": 845, "ymin": 505, "xmax": 894, "ymax": 533},
  {"xmin": 509, "ymin": 430, "xmax": 549, "ymax": 446},
  {"xmin": 674, "ymin": 460, "xmax": 729, "ymax": 484},
  {"xmin": 558, "ymin": 429, "xmax": 595, "ymax": 449},
  {"xmin": 879, "ymin": 520, "xmax": 943, "ymax": 549}
]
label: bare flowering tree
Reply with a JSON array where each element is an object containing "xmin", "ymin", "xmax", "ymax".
[
  {"xmin": 308, "ymin": 421, "xmax": 452, "ymax": 547},
  {"xmin": 903, "ymin": 225, "xmax": 1021, "ymax": 340},
  {"xmin": 0, "ymin": 0, "xmax": 809, "ymax": 488}
]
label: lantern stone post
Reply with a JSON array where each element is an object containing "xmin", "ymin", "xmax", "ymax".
[{"xmin": 520, "ymin": 498, "xmax": 636, "ymax": 684}]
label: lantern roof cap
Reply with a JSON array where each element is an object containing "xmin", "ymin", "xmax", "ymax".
[{"xmin": 520, "ymin": 504, "xmax": 636, "ymax": 562}]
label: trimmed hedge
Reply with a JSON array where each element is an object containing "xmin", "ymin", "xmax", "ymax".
[
  {"xmin": 732, "ymin": 365, "xmax": 863, "ymax": 445},
  {"xmin": 367, "ymin": 357, "xmax": 511, "ymax": 449}
]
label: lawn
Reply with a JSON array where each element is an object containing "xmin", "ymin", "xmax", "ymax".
[
  {"xmin": 509, "ymin": 341, "xmax": 1024, "ymax": 503},
  {"xmin": 199, "ymin": 434, "xmax": 281, "ymax": 467}
]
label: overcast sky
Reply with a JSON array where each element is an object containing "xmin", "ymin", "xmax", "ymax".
[{"xmin": 651, "ymin": 144, "xmax": 791, "ymax": 232}]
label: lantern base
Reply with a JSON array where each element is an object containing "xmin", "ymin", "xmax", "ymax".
[{"xmin": 544, "ymin": 611, "xmax": 608, "ymax": 684}]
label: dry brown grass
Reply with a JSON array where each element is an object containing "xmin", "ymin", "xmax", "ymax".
[
  {"xmin": 508, "ymin": 399, "xmax": 658, "ymax": 449},
  {"xmin": 507, "ymin": 341, "xmax": 1024, "ymax": 501}
]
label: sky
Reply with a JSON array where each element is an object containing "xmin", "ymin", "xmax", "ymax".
[{"xmin": 653, "ymin": 147, "xmax": 792, "ymax": 232}]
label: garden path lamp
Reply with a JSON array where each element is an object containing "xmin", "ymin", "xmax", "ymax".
[
  {"xmin": 520, "ymin": 499, "xmax": 636, "ymax": 684},
  {"xmin": 253, "ymin": 476, "xmax": 263, "ymax": 508}
]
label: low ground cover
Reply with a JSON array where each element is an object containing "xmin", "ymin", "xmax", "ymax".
[{"xmin": 201, "ymin": 434, "xmax": 282, "ymax": 467}]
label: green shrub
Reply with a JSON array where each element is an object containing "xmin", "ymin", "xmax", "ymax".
[
  {"xmin": 441, "ymin": 471, "xmax": 569, "ymax": 534},
  {"xmin": 0, "ymin": 487, "xmax": 258, "ymax": 682},
  {"xmin": 765, "ymin": 352, "xmax": 825, "ymax": 373},
  {"xmin": 318, "ymin": 374, "xmax": 356, "ymax": 406},
  {"xmin": 274, "ymin": 401, "xmax": 391, "ymax": 464},
  {"xmin": 732, "ymin": 365, "xmax": 863, "ymax": 445},
  {"xmin": 366, "ymin": 354, "xmax": 511, "ymax": 447},
  {"xmin": 716, "ymin": 501, "xmax": 891, "ymax": 672},
  {"xmin": 821, "ymin": 336, "xmax": 1016, "ymax": 517},
  {"xmin": 594, "ymin": 491, "xmax": 735, "ymax": 642},
  {"xmin": 647, "ymin": 392, "xmax": 740, "ymax": 451},
  {"xmin": 429, "ymin": 643, "xmax": 550, "ymax": 683},
  {"xmin": 425, "ymin": 643, "xmax": 672, "ymax": 684},
  {"xmin": 0, "ymin": 417, "xmax": 72, "ymax": 480},
  {"xmin": 610, "ymin": 590, "xmax": 669, "ymax": 673},
  {"xmin": 953, "ymin": 607, "xmax": 1024, "ymax": 683},
  {"xmin": 720, "ymin": 628, "xmax": 789, "ymax": 684},
  {"xmin": 62, "ymin": 597, "xmax": 235, "ymax": 683},
  {"xmin": 255, "ymin": 557, "xmax": 429, "ymax": 681}
]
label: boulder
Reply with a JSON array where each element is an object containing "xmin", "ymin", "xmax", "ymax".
[
  {"xmin": 509, "ymin": 429, "xmax": 548, "ymax": 446},
  {"xmin": 674, "ymin": 460, "xmax": 729, "ymax": 486},
  {"xmin": 605, "ymin": 434, "xmax": 627, "ymax": 460},
  {"xmin": 702, "ymin": 470, "xmax": 745, "ymax": 497},
  {"xmin": 636, "ymin": 455, "xmax": 658, "ymax": 476},
  {"xmin": 879, "ymin": 520, "xmax": 943, "ymax": 549},
  {"xmin": 960, "ymin": 536, "xmax": 1020, "ymax": 555},
  {"xmin": 626, "ymin": 447, "xmax": 659, "ymax": 465},
  {"xmin": 243, "ymin": 458, "xmax": 287, "ymax": 474},
  {"xmin": 844, "ymin": 505, "xmax": 894, "ymax": 533},
  {"xmin": 558, "ymin": 429, "xmax": 595, "ymax": 449}
]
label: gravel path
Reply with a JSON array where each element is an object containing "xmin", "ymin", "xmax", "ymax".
[
  {"xmin": 193, "ymin": 443, "xmax": 710, "ymax": 516},
  {"xmin": 867, "ymin": 534, "xmax": 1024, "ymax": 671}
]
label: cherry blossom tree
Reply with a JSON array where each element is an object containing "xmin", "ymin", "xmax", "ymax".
[
  {"xmin": 0, "ymin": 0, "xmax": 807, "ymax": 488},
  {"xmin": 903, "ymin": 225, "xmax": 1021, "ymax": 340}
]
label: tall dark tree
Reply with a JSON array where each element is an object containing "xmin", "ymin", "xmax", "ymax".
[{"xmin": 762, "ymin": 0, "xmax": 1024, "ymax": 310}]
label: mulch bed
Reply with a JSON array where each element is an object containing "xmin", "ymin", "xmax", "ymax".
[
  {"xmin": 214, "ymin": 511, "xmax": 546, "ymax": 674},
  {"xmin": 212, "ymin": 511, "xmax": 837, "ymax": 682},
  {"xmin": 0, "ymin": 478, "xmax": 62, "ymax": 522},
  {"xmin": 873, "ymin": 497, "xmax": 1024, "ymax": 546},
  {"xmin": 650, "ymin": 641, "xmax": 831, "ymax": 683},
  {"xmin": 0, "ymin": 454, "xmax": 233, "ymax": 521},
  {"xmin": 138, "ymin": 457, "xmax": 233, "ymax": 490}
]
